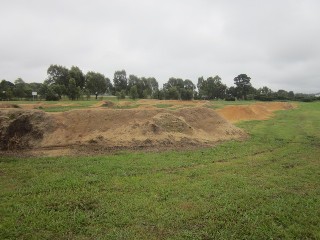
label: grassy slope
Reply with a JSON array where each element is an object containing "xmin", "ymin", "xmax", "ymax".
[{"xmin": 0, "ymin": 102, "xmax": 319, "ymax": 239}]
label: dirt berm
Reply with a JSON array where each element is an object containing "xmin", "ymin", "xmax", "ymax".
[
  {"xmin": 0, "ymin": 107, "xmax": 246, "ymax": 155},
  {"xmin": 216, "ymin": 102, "xmax": 295, "ymax": 123}
]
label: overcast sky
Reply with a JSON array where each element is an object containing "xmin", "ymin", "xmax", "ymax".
[{"xmin": 1, "ymin": 0, "xmax": 319, "ymax": 93}]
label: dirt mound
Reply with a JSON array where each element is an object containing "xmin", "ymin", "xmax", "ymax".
[
  {"xmin": 137, "ymin": 99, "xmax": 210, "ymax": 109},
  {"xmin": 138, "ymin": 99, "xmax": 209, "ymax": 106},
  {"xmin": 92, "ymin": 99, "xmax": 210, "ymax": 110},
  {"xmin": 92, "ymin": 100, "xmax": 115, "ymax": 108},
  {"xmin": 0, "ymin": 107, "xmax": 247, "ymax": 155},
  {"xmin": 0, "ymin": 103, "xmax": 20, "ymax": 109},
  {"xmin": 0, "ymin": 109, "xmax": 55, "ymax": 150},
  {"xmin": 43, "ymin": 108, "xmax": 246, "ymax": 149},
  {"xmin": 152, "ymin": 113, "xmax": 193, "ymax": 133},
  {"xmin": 0, "ymin": 102, "xmax": 296, "ymax": 155},
  {"xmin": 100, "ymin": 100, "xmax": 115, "ymax": 108},
  {"xmin": 216, "ymin": 102, "xmax": 295, "ymax": 123}
]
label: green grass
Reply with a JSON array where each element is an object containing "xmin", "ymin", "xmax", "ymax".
[
  {"xmin": 1, "ymin": 102, "xmax": 320, "ymax": 239},
  {"xmin": 5, "ymin": 100, "xmax": 99, "ymax": 111},
  {"xmin": 208, "ymin": 100, "xmax": 258, "ymax": 109},
  {"xmin": 154, "ymin": 104, "xmax": 174, "ymax": 108},
  {"xmin": 114, "ymin": 104, "xmax": 141, "ymax": 109},
  {"xmin": 4, "ymin": 98, "xmax": 139, "ymax": 112},
  {"xmin": 41, "ymin": 101, "xmax": 98, "ymax": 112}
]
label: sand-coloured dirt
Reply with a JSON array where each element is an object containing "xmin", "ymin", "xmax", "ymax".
[
  {"xmin": 216, "ymin": 102, "xmax": 295, "ymax": 123},
  {"xmin": 0, "ymin": 103, "xmax": 21, "ymax": 109},
  {"xmin": 20, "ymin": 102, "xmax": 81, "ymax": 110},
  {"xmin": 0, "ymin": 107, "xmax": 246, "ymax": 155},
  {"xmin": 48, "ymin": 107, "xmax": 246, "ymax": 147},
  {"xmin": 0, "ymin": 101, "xmax": 296, "ymax": 156},
  {"xmin": 93, "ymin": 99, "xmax": 210, "ymax": 110}
]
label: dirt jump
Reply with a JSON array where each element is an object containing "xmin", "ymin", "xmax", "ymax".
[
  {"xmin": 0, "ymin": 101, "xmax": 295, "ymax": 156},
  {"xmin": 216, "ymin": 102, "xmax": 295, "ymax": 123}
]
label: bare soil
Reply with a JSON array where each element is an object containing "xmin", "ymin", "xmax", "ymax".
[
  {"xmin": 0, "ymin": 109, "xmax": 55, "ymax": 151},
  {"xmin": 0, "ymin": 101, "xmax": 295, "ymax": 156},
  {"xmin": 95, "ymin": 99, "xmax": 210, "ymax": 110},
  {"xmin": 3, "ymin": 102, "xmax": 81, "ymax": 110},
  {"xmin": 216, "ymin": 102, "xmax": 296, "ymax": 123},
  {"xmin": 0, "ymin": 107, "xmax": 246, "ymax": 156},
  {"xmin": 0, "ymin": 103, "xmax": 20, "ymax": 109}
]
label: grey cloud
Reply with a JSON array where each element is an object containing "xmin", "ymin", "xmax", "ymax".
[{"xmin": 0, "ymin": 0, "xmax": 319, "ymax": 93}]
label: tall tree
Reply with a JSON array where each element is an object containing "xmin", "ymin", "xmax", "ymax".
[
  {"xmin": 39, "ymin": 84, "xmax": 60, "ymax": 101},
  {"xmin": 128, "ymin": 75, "xmax": 143, "ymax": 97},
  {"xmin": 14, "ymin": 78, "xmax": 28, "ymax": 99},
  {"xmin": 141, "ymin": 77, "xmax": 153, "ymax": 98},
  {"xmin": 51, "ymin": 84, "xmax": 66, "ymax": 99},
  {"xmin": 183, "ymin": 79, "xmax": 195, "ymax": 91},
  {"xmin": 276, "ymin": 89, "xmax": 289, "ymax": 100},
  {"xmin": 206, "ymin": 75, "xmax": 226, "ymax": 99},
  {"xmin": 181, "ymin": 79, "xmax": 195, "ymax": 100},
  {"xmin": 85, "ymin": 71, "xmax": 107, "ymax": 99},
  {"xmin": 0, "ymin": 80, "xmax": 14, "ymax": 100},
  {"xmin": 46, "ymin": 64, "xmax": 70, "ymax": 88},
  {"xmin": 163, "ymin": 78, "xmax": 195, "ymax": 100},
  {"xmin": 147, "ymin": 77, "xmax": 159, "ymax": 98},
  {"xmin": 234, "ymin": 74, "xmax": 252, "ymax": 100},
  {"xmin": 226, "ymin": 86, "xmax": 237, "ymax": 98},
  {"xmin": 255, "ymin": 86, "xmax": 273, "ymax": 101},
  {"xmin": 129, "ymin": 85, "xmax": 139, "ymax": 100},
  {"xmin": 288, "ymin": 91, "xmax": 295, "ymax": 99},
  {"xmin": 105, "ymin": 78, "xmax": 113, "ymax": 94},
  {"xmin": 163, "ymin": 78, "xmax": 184, "ymax": 99},
  {"xmin": 197, "ymin": 75, "xmax": 226, "ymax": 99},
  {"xmin": 67, "ymin": 78, "xmax": 80, "ymax": 100},
  {"xmin": 69, "ymin": 66, "xmax": 85, "ymax": 89},
  {"xmin": 164, "ymin": 78, "xmax": 184, "ymax": 90},
  {"xmin": 29, "ymin": 82, "xmax": 43, "ymax": 93},
  {"xmin": 166, "ymin": 87, "xmax": 180, "ymax": 100},
  {"xmin": 197, "ymin": 76, "xmax": 207, "ymax": 99},
  {"xmin": 113, "ymin": 70, "xmax": 127, "ymax": 93},
  {"xmin": 259, "ymin": 86, "xmax": 273, "ymax": 96},
  {"xmin": 127, "ymin": 76, "xmax": 159, "ymax": 99}
]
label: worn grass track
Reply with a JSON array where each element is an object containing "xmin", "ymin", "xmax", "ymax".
[{"xmin": 1, "ymin": 102, "xmax": 319, "ymax": 239}]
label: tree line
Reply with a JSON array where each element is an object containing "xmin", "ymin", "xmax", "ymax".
[{"xmin": 0, "ymin": 64, "xmax": 318, "ymax": 102}]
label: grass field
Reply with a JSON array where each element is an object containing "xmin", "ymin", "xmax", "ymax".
[
  {"xmin": 4, "ymin": 98, "xmax": 257, "ymax": 112},
  {"xmin": 207, "ymin": 100, "xmax": 258, "ymax": 109},
  {"xmin": 5, "ymin": 98, "xmax": 110, "ymax": 112},
  {"xmin": 1, "ymin": 102, "xmax": 319, "ymax": 239}
]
